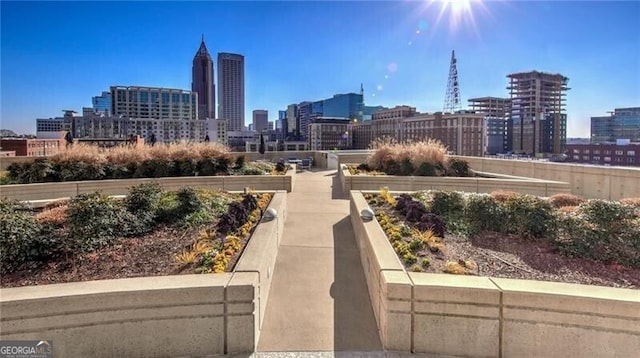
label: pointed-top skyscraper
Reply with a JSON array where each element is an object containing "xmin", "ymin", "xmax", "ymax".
[{"xmin": 192, "ymin": 35, "xmax": 215, "ymax": 119}]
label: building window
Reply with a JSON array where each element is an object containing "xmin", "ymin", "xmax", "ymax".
[
  {"xmin": 627, "ymin": 151, "xmax": 635, "ymax": 156},
  {"xmin": 615, "ymin": 150, "xmax": 623, "ymax": 155}
]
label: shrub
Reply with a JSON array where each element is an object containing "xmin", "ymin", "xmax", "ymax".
[
  {"xmin": 6, "ymin": 162, "xmax": 29, "ymax": 183},
  {"xmin": 430, "ymin": 191, "xmax": 465, "ymax": 218},
  {"xmin": 549, "ymin": 193, "xmax": 585, "ymax": 208},
  {"xmin": 577, "ymin": 199, "xmax": 635, "ymax": 230},
  {"xmin": 275, "ymin": 162, "xmax": 286, "ymax": 172},
  {"xmin": 620, "ymin": 197, "xmax": 640, "ymax": 208},
  {"xmin": 556, "ymin": 212, "xmax": 640, "ymax": 267},
  {"xmin": 404, "ymin": 200, "xmax": 428, "ymax": 222},
  {"xmin": 174, "ymin": 159, "xmax": 198, "ymax": 176},
  {"xmin": 0, "ymin": 209, "xmax": 41, "ymax": 274},
  {"xmin": 394, "ymin": 194, "xmax": 414, "ymax": 212},
  {"xmin": 446, "ymin": 158, "xmax": 471, "ymax": 177},
  {"xmin": 463, "ymin": 193, "xmax": 504, "ymax": 235},
  {"xmin": 57, "ymin": 161, "xmax": 106, "ymax": 182},
  {"xmin": 24, "ymin": 159, "xmax": 57, "ymax": 183},
  {"xmin": 415, "ymin": 213, "xmax": 446, "ymax": 238},
  {"xmin": 502, "ymin": 194, "xmax": 557, "ymax": 239},
  {"xmin": 67, "ymin": 192, "xmax": 131, "ymax": 251},
  {"xmin": 234, "ymin": 155, "xmax": 246, "ymax": 169},
  {"xmin": 490, "ymin": 191, "xmax": 519, "ymax": 203},
  {"xmin": 126, "ymin": 182, "xmax": 163, "ymax": 233},
  {"xmin": 176, "ymin": 187, "xmax": 203, "ymax": 215},
  {"xmin": 414, "ymin": 162, "xmax": 437, "ymax": 176},
  {"xmin": 134, "ymin": 159, "xmax": 175, "ymax": 178}
]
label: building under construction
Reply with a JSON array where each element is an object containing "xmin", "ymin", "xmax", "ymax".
[
  {"xmin": 507, "ymin": 71, "xmax": 569, "ymax": 156},
  {"xmin": 468, "ymin": 97, "xmax": 511, "ymax": 155}
]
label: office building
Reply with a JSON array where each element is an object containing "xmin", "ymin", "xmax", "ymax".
[
  {"xmin": 253, "ymin": 110, "xmax": 269, "ymax": 132},
  {"xmin": 323, "ymin": 93, "xmax": 363, "ymax": 120},
  {"xmin": 286, "ymin": 104, "xmax": 298, "ymax": 139},
  {"xmin": 36, "ymin": 110, "xmax": 75, "ymax": 139},
  {"xmin": 468, "ymin": 97, "xmax": 511, "ymax": 154},
  {"xmin": 218, "ymin": 52, "xmax": 245, "ymax": 130},
  {"xmin": 192, "ymin": 37, "xmax": 216, "ymax": 119},
  {"xmin": 507, "ymin": 71, "xmax": 569, "ymax": 156},
  {"xmin": 591, "ymin": 107, "xmax": 640, "ymax": 143},
  {"xmin": 205, "ymin": 119, "xmax": 228, "ymax": 146},
  {"xmin": 92, "ymin": 91, "xmax": 112, "ymax": 116},
  {"xmin": 309, "ymin": 118, "xmax": 353, "ymax": 150}
]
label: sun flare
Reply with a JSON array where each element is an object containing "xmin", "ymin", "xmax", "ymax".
[{"xmin": 427, "ymin": 0, "xmax": 481, "ymax": 33}]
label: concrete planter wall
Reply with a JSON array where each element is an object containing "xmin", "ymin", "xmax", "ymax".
[
  {"xmin": 0, "ymin": 191, "xmax": 287, "ymax": 356},
  {"xmin": 339, "ymin": 165, "xmax": 570, "ymax": 197},
  {"xmin": 333, "ymin": 151, "xmax": 640, "ymax": 200},
  {"xmin": 350, "ymin": 190, "xmax": 640, "ymax": 357},
  {"xmin": 0, "ymin": 171, "xmax": 294, "ymax": 203}
]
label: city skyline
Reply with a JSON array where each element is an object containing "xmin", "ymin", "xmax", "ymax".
[{"xmin": 1, "ymin": 1, "xmax": 639, "ymax": 137}]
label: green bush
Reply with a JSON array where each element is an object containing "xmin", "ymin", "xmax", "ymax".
[
  {"xmin": 156, "ymin": 191, "xmax": 180, "ymax": 223},
  {"xmin": 463, "ymin": 194, "xmax": 504, "ymax": 235},
  {"xmin": 15, "ymin": 159, "xmax": 57, "ymax": 183},
  {"xmin": 577, "ymin": 199, "xmax": 636, "ymax": 230},
  {"xmin": 67, "ymin": 192, "xmax": 131, "ymax": 251},
  {"xmin": 174, "ymin": 159, "xmax": 198, "ymax": 176},
  {"xmin": 126, "ymin": 182, "xmax": 163, "ymax": 234},
  {"xmin": 133, "ymin": 159, "xmax": 176, "ymax": 178},
  {"xmin": 556, "ymin": 213, "xmax": 640, "ymax": 267},
  {"xmin": 446, "ymin": 158, "xmax": 471, "ymax": 177},
  {"xmin": 414, "ymin": 162, "xmax": 437, "ymax": 176},
  {"xmin": 0, "ymin": 200, "xmax": 41, "ymax": 274},
  {"xmin": 502, "ymin": 194, "xmax": 557, "ymax": 239},
  {"xmin": 429, "ymin": 191, "xmax": 465, "ymax": 230},
  {"xmin": 177, "ymin": 187, "xmax": 203, "ymax": 214},
  {"xmin": 57, "ymin": 161, "xmax": 105, "ymax": 181}
]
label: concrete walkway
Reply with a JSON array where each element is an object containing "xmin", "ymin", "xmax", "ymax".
[{"xmin": 257, "ymin": 169, "xmax": 382, "ymax": 352}]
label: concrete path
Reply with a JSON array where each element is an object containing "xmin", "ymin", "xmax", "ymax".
[{"xmin": 257, "ymin": 169, "xmax": 382, "ymax": 352}]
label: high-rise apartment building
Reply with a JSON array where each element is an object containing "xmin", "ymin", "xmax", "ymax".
[
  {"xmin": 217, "ymin": 52, "xmax": 245, "ymax": 130},
  {"xmin": 468, "ymin": 97, "xmax": 511, "ymax": 155},
  {"xmin": 507, "ymin": 71, "xmax": 569, "ymax": 156},
  {"xmin": 110, "ymin": 86, "xmax": 197, "ymax": 121},
  {"xmin": 252, "ymin": 110, "xmax": 268, "ymax": 132},
  {"xmin": 192, "ymin": 37, "xmax": 215, "ymax": 119},
  {"xmin": 591, "ymin": 107, "xmax": 640, "ymax": 143},
  {"xmin": 109, "ymin": 86, "xmax": 203, "ymax": 143}
]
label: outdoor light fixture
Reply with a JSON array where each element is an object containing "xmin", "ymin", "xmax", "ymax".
[
  {"xmin": 360, "ymin": 207, "xmax": 375, "ymax": 221},
  {"xmin": 263, "ymin": 207, "xmax": 278, "ymax": 221}
]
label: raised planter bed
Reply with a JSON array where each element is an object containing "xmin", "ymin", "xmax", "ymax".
[
  {"xmin": 0, "ymin": 170, "xmax": 294, "ymax": 203},
  {"xmin": 0, "ymin": 191, "xmax": 287, "ymax": 356},
  {"xmin": 339, "ymin": 164, "xmax": 570, "ymax": 197},
  {"xmin": 350, "ymin": 190, "xmax": 640, "ymax": 356}
]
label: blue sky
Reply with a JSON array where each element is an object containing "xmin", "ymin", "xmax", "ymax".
[{"xmin": 1, "ymin": 1, "xmax": 639, "ymax": 137}]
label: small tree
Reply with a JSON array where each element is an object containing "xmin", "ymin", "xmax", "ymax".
[
  {"xmin": 64, "ymin": 131, "xmax": 73, "ymax": 148},
  {"xmin": 258, "ymin": 133, "xmax": 266, "ymax": 158},
  {"xmin": 149, "ymin": 133, "xmax": 157, "ymax": 147},
  {"xmin": 204, "ymin": 134, "xmax": 210, "ymax": 142}
]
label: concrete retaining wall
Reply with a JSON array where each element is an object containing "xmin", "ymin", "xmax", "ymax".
[
  {"xmin": 0, "ymin": 191, "xmax": 288, "ymax": 356},
  {"xmin": 457, "ymin": 156, "xmax": 640, "ymax": 200},
  {"xmin": 333, "ymin": 152, "xmax": 640, "ymax": 200},
  {"xmin": 0, "ymin": 172, "xmax": 294, "ymax": 202},
  {"xmin": 350, "ymin": 190, "xmax": 640, "ymax": 357},
  {"xmin": 340, "ymin": 166, "xmax": 570, "ymax": 197}
]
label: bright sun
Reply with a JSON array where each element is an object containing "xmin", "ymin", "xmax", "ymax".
[
  {"xmin": 446, "ymin": 0, "xmax": 473, "ymax": 15},
  {"xmin": 427, "ymin": 0, "xmax": 480, "ymax": 33}
]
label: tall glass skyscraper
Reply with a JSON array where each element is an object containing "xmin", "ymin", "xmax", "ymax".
[
  {"xmin": 192, "ymin": 36, "xmax": 215, "ymax": 120},
  {"xmin": 217, "ymin": 52, "xmax": 245, "ymax": 130},
  {"xmin": 591, "ymin": 107, "xmax": 640, "ymax": 143}
]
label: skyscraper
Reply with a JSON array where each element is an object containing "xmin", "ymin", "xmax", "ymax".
[
  {"xmin": 252, "ymin": 109, "xmax": 268, "ymax": 132},
  {"xmin": 507, "ymin": 71, "xmax": 569, "ymax": 155},
  {"xmin": 217, "ymin": 52, "xmax": 245, "ymax": 130},
  {"xmin": 192, "ymin": 36, "xmax": 215, "ymax": 119}
]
